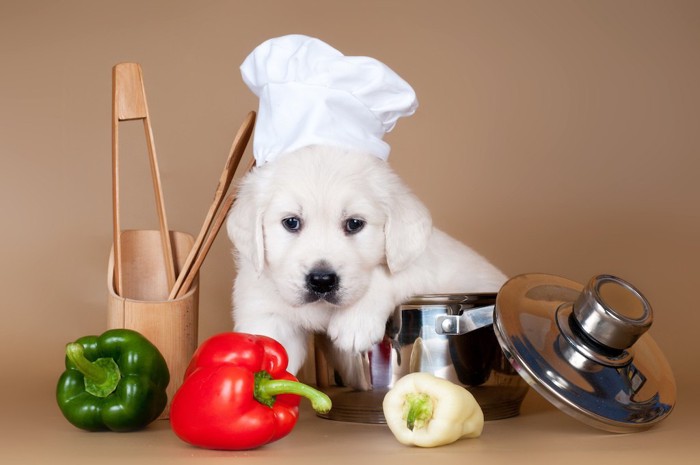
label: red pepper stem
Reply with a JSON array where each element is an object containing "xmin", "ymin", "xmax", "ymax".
[{"xmin": 255, "ymin": 371, "xmax": 332, "ymax": 414}]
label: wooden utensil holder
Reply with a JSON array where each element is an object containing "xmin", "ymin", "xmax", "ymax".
[{"xmin": 107, "ymin": 229, "xmax": 198, "ymax": 418}]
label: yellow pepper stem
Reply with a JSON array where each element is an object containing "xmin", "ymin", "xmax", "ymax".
[{"xmin": 404, "ymin": 392, "xmax": 433, "ymax": 431}]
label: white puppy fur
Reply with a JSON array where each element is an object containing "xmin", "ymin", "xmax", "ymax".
[{"xmin": 227, "ymin": 146, "xmax": 506, "ymax": 386}]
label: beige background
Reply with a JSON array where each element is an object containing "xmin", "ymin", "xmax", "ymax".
[{"xmin": 2, "ymin": 0, "xmax": 699, "ymax": 462}]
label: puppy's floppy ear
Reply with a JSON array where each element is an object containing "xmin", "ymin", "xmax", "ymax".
[
  {"xmin": 384, "ymin": 181, "xmax": 433, "ymax": 273},
  {"xmin": 227, "ymin": 175, "xmax": 265, "ymax": 274}
]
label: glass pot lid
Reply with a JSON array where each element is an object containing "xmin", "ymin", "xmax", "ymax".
[{"xmin": 493, "ymin": 273, "xmax": 676, "ymax": 433}]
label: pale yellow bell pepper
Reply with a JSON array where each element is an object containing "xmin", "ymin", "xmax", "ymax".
[{"xmin": 382, "ymin": 372, "xmax": 484, "ymax": 447}]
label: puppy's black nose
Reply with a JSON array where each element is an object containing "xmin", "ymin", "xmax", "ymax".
[{"xmin": 306, "ymin": 269, "xmax": 339, "ymax": 294}]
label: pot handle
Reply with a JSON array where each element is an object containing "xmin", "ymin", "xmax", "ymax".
[{"xmin": 435, "ymin": 305, "xmax": 495, "ymax": 335}]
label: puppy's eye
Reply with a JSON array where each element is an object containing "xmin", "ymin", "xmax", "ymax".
[
  {"xmin": 282, "ymin": 216, "xmax": 302, "ymax": 232},
  {"xmin": 344, "ymin": 218, "xmax": 365, "ymax": 235}
]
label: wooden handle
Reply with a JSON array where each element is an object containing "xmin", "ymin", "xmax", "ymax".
[
  {"xmin": 168, "ymin": 112, "xmax": 256, "ymax": 299},
  {"xmin": 113, "ymin": 63, "xmax": 147, "ymax": 121},
  {"xmin": 175, "ymin": 157, "xmax": 256, "ymax": 299},
  {"xmin": 176, "ymin": 194, "xmax": 235, "ymax": 299}
]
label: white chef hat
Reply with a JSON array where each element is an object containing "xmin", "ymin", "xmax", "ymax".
[{"xmin": 240, "ymin": 34, "xmax": 418, "ymax": 165}]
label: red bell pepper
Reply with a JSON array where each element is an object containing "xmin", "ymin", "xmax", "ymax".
[{"xmin": 169, "ymin": 332, "xmax": 331, "ymax": 450}]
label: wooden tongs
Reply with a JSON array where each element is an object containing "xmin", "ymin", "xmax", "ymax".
[{"xmin": 112, "ymin": 63, "xmax": 176, "ymax": 297}]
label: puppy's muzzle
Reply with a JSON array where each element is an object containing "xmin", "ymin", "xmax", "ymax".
[{"xmin": 305, "ymin": 267, "xmax": 340, "ymax": 303}]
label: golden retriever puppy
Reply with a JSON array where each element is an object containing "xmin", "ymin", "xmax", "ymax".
[{"xmin": 227, "ymin": 145, "xmax": 506, "ymax": 385}]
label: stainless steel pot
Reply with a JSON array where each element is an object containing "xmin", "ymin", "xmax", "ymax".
[{"xmin": 316, "ymin": 293, "xmax": 529, "ymax": 423}]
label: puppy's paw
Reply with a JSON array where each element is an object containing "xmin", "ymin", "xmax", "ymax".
[{"xmin": 327, "ymin": 312, "xmax": 386, "ymax": 354}]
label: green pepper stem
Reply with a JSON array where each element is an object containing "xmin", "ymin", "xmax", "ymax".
[
  {"xmin": 404, "ymin": 393, "xmax": 434, "ymax": 431},
  {"xmin": 255, "ymin": 371, "xmax": 332, "ymax": 414},
  {"xmin": 66, "ymin": 343, "xmax": 107, "ymax": 383},
  {"xmin": 65, "ymin": 342, "xmax": 121, "ymax": 397}
]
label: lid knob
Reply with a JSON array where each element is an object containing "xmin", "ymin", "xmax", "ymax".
[{"xmin": 572, "ymin": 275, "xmax": 653, "ymax": 351}]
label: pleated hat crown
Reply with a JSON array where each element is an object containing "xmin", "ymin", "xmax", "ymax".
[{"xmin": 240, "ymin": 34, "xmax": 418, "ymax": 165}]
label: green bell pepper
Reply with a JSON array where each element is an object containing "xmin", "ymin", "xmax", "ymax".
[{"xmin": 56, "ymin": 328, "xmax": 170, "ymax": 432}]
